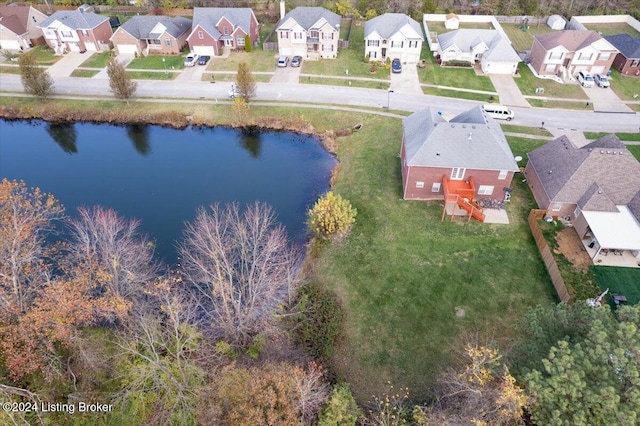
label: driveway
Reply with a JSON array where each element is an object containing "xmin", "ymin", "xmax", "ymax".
[
  {"xmin": 176, "ymin": 63, "xmax": 207, "ymax": 82},
  {"xmin": 582, "ymin": 85, "xmax": 634, "ymax": 114},
  {"xmin": 93, "ymin": 53, "xmax": 134, "ymax": 79},
  {"xmin": 489, "ymin": 75, "xmax": 529, "ymax": 108},
  {"xmin": 270, "ymin": 62, "xmax": 301, "ymax": 83},
  {"xmin": 389, "ymin": 64, "xmax": 422, "ymax": 95},
  {"xmin": 47, "ymin": 52, "xmax": 91, "ymax": 78}
]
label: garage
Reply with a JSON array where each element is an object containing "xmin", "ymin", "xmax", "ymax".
[
  {"xmin": 1, "ymin": 40, "xmax": 21, "ymax": 50},
  {"xmin": 481, "ymin": 59, "xmax": 519, "ymax": 75},
  {"xmin": 84, "ymin": 42, "xmax": 97, "ymax": 51},
  {"xmin": 116, "ymin": 44, "xmax": 139, "ymax": 55},
  {"xmin": 192, "ymin": 45, "xmax": 214, "ymax": 56}
]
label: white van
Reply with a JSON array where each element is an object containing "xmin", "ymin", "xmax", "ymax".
[{"xmin": 482, "ymin": 104, "xmax": 515, "ymax": 121}]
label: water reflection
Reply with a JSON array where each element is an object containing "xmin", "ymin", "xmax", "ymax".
[
  {"xmin": 46, "ymin": 123, "xmax": 77, "ymax": 154},
  {"xmin": 127, "ymin": 124, "xmax": 151, "ymax": 156},
  {"xmin": 239, "ymin": 128, "xmax": 262, "ymax": 158}
]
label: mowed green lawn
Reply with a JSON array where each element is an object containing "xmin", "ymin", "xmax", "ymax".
[
  {"xmin": 609, "ymin": 69, "xmax": 640, "ymax": 101},
  {"xmin": 593, "ymin": 266, "xmax": 640, "ymax": 306},
  {"xmin": 501, "ymin": 23, "xmax": 555, "ymax": 52},
  {"xmin": 314, "ymin": 117, "xmax": 556, "ymax": 401},
  {"xmin": 514, "ymin": 63, "xmax": 588, "ymax": 100},
  {"xmin": 584, "ymin": 23, "xmax": 640, "ymax": 38},
  {"xmin": 419, "ymin": 53, "xmax": 496, "ymax": 93}
]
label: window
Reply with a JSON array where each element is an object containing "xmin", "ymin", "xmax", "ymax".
[
  {"xmin": 81, "ymin": 30, "xmax": 88, "ymax": 37},
  {"xmin": 370, "ymin": 51, "xmax": 377, "ymax": 59},
  {"xmin": 478, "ymin": 185, "xmax": 494, "ymax": 195},
  {"xmin": 310, "ymin": 30, "xmax": 319, "ymax": 38},
  {"xmin": 416, "ymin": 181, "xmax": 424, "ymax": 189},
  {"xmin": 498, "ymin": 170, "xmax": 508, "ymax": 180},
  {"xmin": 431, "ymin": 182, "xmax": 441, "ymax": 193},
  {"xmin": 598, "ymin": 52, "xmax": 610, "ymax": 61},
  {"xmin": 164, "ymin": 39, "xmax": 172, "ymax": 46},
  {"xmin": 450, "ymin": 167, "xmax": 465, "ymax": 180},
  {"xmin": 545, "ymin": 64, "xmax": 556, "ymax": 73},
  {"xmin": 574, "ymin": 207, "xmax": 581, "ymax": 218},
  {"xmin": 237, "ymin": 36, "xmax": 245, "ymax": 46},
  {"xmin": 280, "ymin": 31, "xmax": 288, "ymax": 39},
  {"xmin": 409, "ymin": 40, "xmax": 418, "ymax": 48},
  {"xmin": 198, "ymin": 31, "xmax": 203, "ymax": 39},
  {"xmin": 322, "ymin": 44, "xmax": 333, "ymax": 52},
  {"xmin": 631, "ymin": 59, "xmax": 639, "ymax": 67},
  {"xmin": 61, "ymin": 31, "xmax": 73, "ymax": 38},
  {"xmin": 548, "ymin": 51, "xmax": 563, "ymax": 60},
  {"xmin": 367, "ymin": 40, "xmax": 380, "ymax": 47},
  {"xmin": 223, "ymin": 27, "xmax": 229, "ymax": 35},
  {"xmin": 552, "ymin": 203, "xmax": 562, "ymax": 211},
  {"xmin": 323, "ymin": 32, "xmax": 333, "ymax": 40},
  {"xmin": 391, "ymin": 41, "xmax": 403, "ymax": 48},
  {"xmin": 578, "ymin": 52, "xmax": 593, "ymax": 61},
  {"xmin": 294, "ymin": 32, "xmax": 303, "ymax": 40}
]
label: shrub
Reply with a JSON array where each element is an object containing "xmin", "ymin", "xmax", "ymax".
[
  {"xmin": 308, "ymin": 192, "xmax": 356, "ymax": 240},
  {"xmin": 244, "ymin": 35, "xmax": 252, "ymax": 52},
  {"xmin": 318, "ymin": 384, "xmax": 362, "ymax": 426}
]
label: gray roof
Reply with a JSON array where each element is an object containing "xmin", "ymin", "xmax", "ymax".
[
  {"xmin": 364, "ymin": 13, "xmax": 423, "ymax": 40},
  {"xmin": 604, "ymin": 33, "xmax": 640, "ymax": 59},
  {"xmin": 577, "ymin": 183, "xmax": 618, "ymax": 212},
  {"xmin": 527, "ymin": 134, "xmax": 640, "ymax": 210},
  {"xmin": 277, "ymin": 7, "xmax": 340, "ymax": 31},
  {"xmin": 438, "ymin": 29, "xmax": 520, "ymax": 62},
  {"xmin": 39, "ymin": 10, "xmax": 108, "ymax": 30},
  {"xmin": 118, "ymin": 15, "xmax": 191, "ymax": 40},
  {"xmin": 534, "ymin": 30, "xmax": 604, "ymax": 51},
  {"xmin": 192, "ymin": 8, "xmax": 255, "ymax": 39},
  {"xmin": 402, "ymin": 106, "xmax": 519, "ymax": 171}
]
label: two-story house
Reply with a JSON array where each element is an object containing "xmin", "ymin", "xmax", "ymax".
[
  {"xmin": 111, "ymin": 15, "xmax": 191, "ymax": 56},
  {"xmin": 276, "ymin": 6, "xmax": 341, "ymax": 60},
  {"xmin": 186, "ymin": 8, "xmax": 259, "ymax": 57},
  {"xmin": 0, "ymin": 4, "xmax": 47, "ymax": 50},
  {"xmin": 38, "ymin": 9, "xmax": 112, "ymax": 54},
  {"xmin": 364, "ymin": 13, "xmax": 423, "ymax": 64},
  {"xmin": 605, "ymin": 34, "xmax": 640, "ymax": 76},
  {"xmin": 529, "ymin": 30, "xmax": 618, "ymax": 80}
]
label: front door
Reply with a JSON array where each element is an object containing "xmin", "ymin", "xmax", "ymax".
[
  {"xmin": 451, "ymin": 167, "xmax": 466, "ymax": 180},
  {"xmin": 382, "ymin": 47, "xmax": 387, "ymax": 58}
]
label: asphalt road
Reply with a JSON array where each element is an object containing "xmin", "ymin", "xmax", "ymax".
[{"xmin": 1, "ymin": 74, "xmax": 639, "ymax": 132}]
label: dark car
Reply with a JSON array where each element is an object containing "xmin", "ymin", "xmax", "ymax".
[
  {"xmin": 197, "ymin": 55, "xmax": 211, "ymax": 66},
  {"xmin": 291, "ymin": 55, "xmax": 302, "ymax": 67},
  {"xmin": 391, "ymin": 58, "xmax": 402, "ymax": 73}
]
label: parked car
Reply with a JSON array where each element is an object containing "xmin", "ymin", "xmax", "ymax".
[
  {"xmin": 277, "ymin": 56, "xmax": 289, "ymax": 67},
  {"xmin": 594, "ymin": 73, "xmax": 610, "ymax": 88},
  {"xmin": 391, "ymin": 58, "xmax": 402, "ymax": 73},
  {"xmin": 576, "ymin": 71, "xmax": 595, "ymax": 88},
  {"xmin": 184, "ymin": 53, "xmax": 199, "ymax": 67},
  {"xmin": 197, "ymin": 55, "xmax": 211, "ymax": 66},
  {"xmin": 291, "ymin": 56, "xmax": 302, "ymax": 67},
  {"xmin": 482, "ymin": 104, "xmax": 515, "ymax": 121}
]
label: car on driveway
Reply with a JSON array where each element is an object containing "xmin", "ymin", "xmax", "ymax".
[
  {"xmin": 277, "ymin": 56, "xmax": 289, "ymax": 67},
  {"xmin": 197, "ymin": 55, "xmax": 211, "ymax": 66},
  {"xmin": 184, "ymin": 53, "xmax": 199, "ymax": 67},
  {"xmin": 594, "ymin": 73, "xmax": 610, "ymax": 88},
  {"xmin": 576, "ymin": 70, "xmax": 595, "ymax": 88},
  {"xmin": 391, "ymin": 58, "xmax": 402, "ymax": 73},
  {"xmin": 291, "ymin": 56, "xmax": 302, "ymax": 67}
]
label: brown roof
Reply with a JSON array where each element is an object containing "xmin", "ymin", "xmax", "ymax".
[
  {"xmin": 0, "ymin": 5, "xmax": 31, "ymax": 35},
  {"xmin": 527, "ymin": 134, "xmax": 640, "ymax": 209},
  {"xmin": 534, "ymin": 30, "xmax": 604, "ymax": 51}
]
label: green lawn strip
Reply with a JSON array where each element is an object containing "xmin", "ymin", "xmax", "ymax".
[
  {"xmin": 584, "ymin": 132, "xmax": 640, "ymax": 142},
  {"xmin": 423, "ymin": 86, "xmax": 497, "ymax": 102},
  {"xmin": 609, "ymin": 69, "xmax": 640, "ymax": 101},
  {"xmin": 208, "ymin": 49, "xmax": 278, "ymax": 72},
  {"xmin": 528, "ymin": 99, "xmax": 594, "ymax": 110},
  {"xmin": 501, "ymin": 23, "xmax": 555, "ymax": 52},
  {"xmin": 424, "ymin": 21, "xmax": 495, "ymax": 34},
  {"xmin": 301, "ymin": 76, "xmax": 389, "ymax": 90},
  {"xmin": 70, "ymin": 69, "xmax": 100, "ymax": 78},
  {"xmin": 127, "ymin": 55, "xmax": 185, "ymax": 70},
  {"xmin": 506, "ymin": 135, "xmax": 548, "ymax": 166},
  {"xmin": 583, "ymin": 23, "xmax": 640, "ymax": 38},
  {"xmin": 418, "ymin": 53, "xmax": 496, "ymax": 92},
  {"xmin": 626, "ymin": 145, "xmax": 640, "ymax": 161},
  {"xmin": 28, "ymin": 45, "xmax": 61, "ymax": 65},
  {"xmin": 80, "ymin": 51, "xmax": 111, "ymax": 68},
  {"xmin": 0, "ymin": 66, "xmax": 21, "ymax": 75},
  {"xmin": 501, "ymin": 124, "xmax": 553, "ymax": 138},
  {"xmin": 515, "ymin": 63, "xmax": 588, "ymax": 99},
  {"xmin": 203, "ymin": 72, "xmax": 272, "ymax": 83},
  {"xmin": 313, "ymin": 120, "xmax": 555, "ymax": 401},
  {"xmin": 592, "ymin": 266, "xmax": 640, "ymax": 307},
  {"xmin": 128, "ymin": 70, "xmax": 178, "ymax": 80}
]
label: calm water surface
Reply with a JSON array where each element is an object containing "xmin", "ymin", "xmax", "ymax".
[{"xmin": 0, "ymin": 119, "xmax": 336, "ymax": 262}]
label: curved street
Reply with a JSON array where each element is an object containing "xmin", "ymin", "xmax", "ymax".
[{"xmin": 1, "ymin": 74, "xmax": 639, "ymax": 132}]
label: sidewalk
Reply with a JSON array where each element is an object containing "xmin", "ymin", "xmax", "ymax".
[
  {"xmin": 47, "ymin": 52, "xmax": 91, "ymax": 78},
  {"xmin": 489, "ymin": 75, "xmax": 530, "ymax": 108}
]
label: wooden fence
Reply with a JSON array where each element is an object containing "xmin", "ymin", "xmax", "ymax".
[{"xmin": 528, "ymin": 209, "xmax": 572, "ymax": 303}]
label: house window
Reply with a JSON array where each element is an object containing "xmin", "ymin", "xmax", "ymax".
[
  {"xmin": 545, "ymin": 64, "xmax": 556, "ymax": 73},
  {"xmin": 198, "ymin": 31, "xmax": 204, "ymax": 39},
  {"xmin": 498, "ymin": 170, "xmax": 508, "ymax": 180},
  {"xmin": 548, "ymin": 51, "xmax": 563, "ymax": 60},
  {"xmin": 165, "ymin": 39, "xmax": 172, "ymax": 46},
  {"xmin": 552, "ymin": 203, "xmax": 562, "ymax": 211},
  {"xmin": 391, "ymin": 41, "xmax": 404, "ymax": 48},
  {"xmin": 61, "ymin": 30, "xmax": 73, "ymax": 38},
  {"xmin": 323, "ymin": 44, "xmax": 333, "ymax": 52},
  {"xmin": 632, "ymin": 59, "xmax": 640, "ymax": 67},
  {"xmin": 578, "ymin": 52, "xmax": 593, "ymax": 61},
  {"xmin": 323, "ymin": 32, "xmax": 333, "ymax": 40},
  {"xmin": 450, "ymin": 167, "xmax": 465, "ymax": 180},
  {"xmin": 294, "ymin": 32, "xmax": 303, "ymax": 40},
  {"xmin": 81, "ymin": 30, "xmax": 88, "ymax": 36},
  {"xmin": 598, "ymin": 52, "xmax": 610, "ymax": 61},
  {"xmin": 431, "ymin": 182, "xmax": 441, "ymax": 193},
  {"xmin": 223, "ymin": 27, "xmax": 229, "ymax": 35},
  {"xmin": 574, "ymin": 207, "xmax": 581, "ymax": 218},
  {"xmin": 367, "ymin": 40, "xmax": 379, "ymax": 47},
  {"xmin": 237, "ymin": 36, "xmax": 245, "ymax": 46},
  {"xmin": 370, "ymin": 51, "xmax": 377, "ymax": 59},
  {"xmin": 280, "ymin": 31, "xmax": 289, "ymax": 39},
  {"xmin": 416, "ymin": 181, "xmax": 424, "ymax": 189},
  {"xmin": 478, "ymin": 185, "xmax": 494, "ymax": 195},
  {"xmin": 310, "ymin": 30, "xmax": 319, "ymax": 38}
]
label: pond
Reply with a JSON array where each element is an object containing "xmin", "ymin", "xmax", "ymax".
[{"xmin": 0, "ymin": 119, "xmax": 337, "ymax": 263}]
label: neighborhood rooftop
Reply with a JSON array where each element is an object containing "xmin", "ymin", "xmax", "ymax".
[
  {"xmin": 604, "ymin": 33, "xmax": 640, "ymax": 59},
  {"xmin": 534, "ymin": 30, "xmax": 603, "ymax": 51},
  {"xmin": 437, "ymin": 29, "xmax": 520, "ymax": 63},
  {"xmin": 118, "ymin": 15, "xmax": 191, "ymax": 39},
  {"xmin": 277, "ymin": 7, "xmax": 341, "ymax": 30},
  {"xmin": 40, "ymin": 10, "xmax": 109, "ymax": 29},
  {"xmin": 192, "ymin": 7, "xmax": 255, "ymax": 39},
  {"xmin": 0, "ymin": 5, "xmax": 30, "ymax": 35},
  {"xmin": 364, "ymin": 13, "xmax": 423, "ymax": 39}
]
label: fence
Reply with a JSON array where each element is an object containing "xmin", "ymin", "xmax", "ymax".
[{"xmin": 528, "ymin": 209, "xmax": 572, "ymax": 303}]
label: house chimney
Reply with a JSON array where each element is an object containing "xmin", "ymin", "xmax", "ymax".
[{"xmin": 280, "ymin": 0, "xmax": 286, "ymax": 21}]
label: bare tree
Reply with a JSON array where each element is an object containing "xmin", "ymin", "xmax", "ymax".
[
  {"xmin": 107, "ymin": 57, "xmax": 137, "ymax": 103},
  {"xmin": 66, "ymin": 206, "xmax": 159, "ymax": 300},
  {"xmin": 178, "ymin": 202, "xmax": 300, "ymax": 347},
  {"xmin": 235, "ymin": 62, "xmax": 257, "ymax": 103},
  {"xmin": 18, "ymin": 52, "xmax": 54, "ymax": 99}
]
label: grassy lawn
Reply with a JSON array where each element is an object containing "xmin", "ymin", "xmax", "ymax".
[
  {"xmin": 28, "ymin": 45, "xmax": 61, "ymax": 65},
  {"xmin": 301, "ymin": 76, "xmax": 389, "ymax": 89},
  {"xmin": 424, "ymin": 21, "xmax": 495, "ymax": 34},
  {"xmin": 208, "ymin": 49, "xmax": 278, "ymax": 72},
  {"xmin": 627, "ymin": 145, "xmax": 640, "ymax": 161},
  {"xmin": 0, "ymin": 65, "xmax": 20, "ymax": 75},
  {"xmin": 203, "ymin": 72, "xmax": 272, "ymax": 83},
  {"xmin": 80, "ymin": 51, "xmax": 111, "ymax": 68},
  {"xmin": 71, "ymin": 69, "xmax": 100, "ymax": 78},
  {"xmin": 128, "ymin": 70, "xmax": 178, "ymax": 80},
  {"xmin": 127, "ymin": 55, "xmax": 186, "ymax": 70},
  {"xmin": 515, "ymin": 63, "xmax": 588, "ymax": 100},
  {"xmin": 593, "ymin": 266, "xmax": 640, "ymax": 307},
  {"xmin": 501, "ymin": 23, "xmax": 555, "ymax": 52},
  {"xmin": 313, "ymin": 120, "xmax": 556, "ymax": 401},
  {"xmin": 422, "ymin": 86, "xmax": 497, "ymax": 102},
  {"xmin": 584, "ymin": 131, "xmax": 640, "ymax": 141},
  {"xmin": 501, "ymin": 124, "xmax": 553, "ymax": 137},
  {"xmin": 528, "ymin": 99, "xmax": 594, "ymax": 110},
  {"xmin": 609, "ymin": 69, "xmax": 640, "ymax": 101},
  {"xmin": 506, "ymin": 135, "xmax": 547, "ymax": 167},
  {"xmin": 419, "ymin": 53, "xmax": 496, "ymax": 92},
  {"xmin": 583, "ymin": 23, "xmax": 640, "ymax": 38}
]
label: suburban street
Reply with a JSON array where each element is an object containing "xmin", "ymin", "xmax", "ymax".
[{"xmin": 1, "ymin": 74, "xmax": 639, "ymax": 132}]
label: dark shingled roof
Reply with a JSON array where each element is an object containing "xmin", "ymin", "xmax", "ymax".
[
  {"xmin": 277, "ymin": 7, "xmax": 340, "ymax": 31},
  {"xmin": 118, "ymin": 15, "xmax": 191, "ymax": 39},
  {"xmin": 0, "ymin": 5, "xmax": 30, "ymax": 35},
  {"xmin": 604, "ymin": 33, "xmax": 640, "ymax": 59},
  {"xmin": 577, "ymin": 182, "xmax": 618, "ymax": 212},
  {"xmin": 192, "ymin": 8, "xmax": 255, "ymax": 40},
  {"xmin": 40, "ymin": 10, "xmax": 109, "ymax": 30},
  {"xmin": 534, "ymin": 30, "xmax": 607, "ymax": 51}
]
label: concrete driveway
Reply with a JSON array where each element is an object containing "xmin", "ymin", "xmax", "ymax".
[
  {"xmin": 270, "ymin": 61, "xmax": 301, "ymax": 83},
  {"xmin": 389, "ymin": 64, "xmax": 422, "ymax": 95},
  {"xmin": 176, "ymin": 63, "xmax": 208, "ymax": 81},
  {"xmin": 47, "ymin": 52, "xmax": 91, "ymax": 78},
  {"xmin": 582, "ymin": 85, "xmax": 634, "ymax": 113},
  {"xmin": 489, "ymin": 75, "xmax": 529, "ymax": 108},
  {"xmin": 93, "ymin": 53, "xmax": 134, "ymax": 79}
]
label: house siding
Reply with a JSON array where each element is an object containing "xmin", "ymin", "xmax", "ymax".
[
  {"xmin": 612, "ymin": 53, "xmax": 640, "ymax": 76},
  {"xmin": 111, "ymin": 30, "xmax": 144, "ymax": 54},
  {"xmin": 530, "ymin": 37, "xmax": 616, "ymax": 77},
  {"xmin": 524, "ymin": 161, "xmax": 575, "ymax": 219},
  {"xmin": 187, "ymin": 24, "xmax": 220, "ymax": 55},
  {"xmin": 87, "ymin": 20, "xmax": 113, "ymax": 51}
]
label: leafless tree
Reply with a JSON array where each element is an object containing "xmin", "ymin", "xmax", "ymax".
[
  {"xmin": 66, "ymin": 206, "xmax": 160, "ymax": 300},
  {"xmin": 178, "ymin": 202, "xmax": 301, "ymax": 347}
]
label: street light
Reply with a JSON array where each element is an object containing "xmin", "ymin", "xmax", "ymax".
[
  {"xmin": 162, "ymin": 57, "xmax": 168, "ymax": 78},
  {"xmin": 387, "ymin": 89, "xmax": 394, "ymax": 110}
]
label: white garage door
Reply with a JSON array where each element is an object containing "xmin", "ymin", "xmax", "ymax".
[
  {"xmin": 192, "ymin": 45, "xmax": 214, "ymax": 56},
  {"xmin": 482, "ymin": 60, "xmax": 517, "ymax": 75},
  {"xmin": 590, "ymin": 66, "xmax": 604, "ymax": 75},
  {"xmin": 84, "ymin": 42, "xmax": 96, "ymax": 51},
  {"xmin": 279, "ymin": 47, "xmax": 293, "ymax": 56},
  {"xmin": 1, "ymin": 40, "xmax": 21, "ymax": 50},
  {"xmin": 117, "ymin": 44, "xmax": 138, "ymax": 55}
]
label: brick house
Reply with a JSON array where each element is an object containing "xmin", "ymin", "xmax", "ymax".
[
  {"xmin": 364, "ymin": 13, "xmax": 423, "ymax": 64},
  {"xmin": 401, "ymin": 106, "xmax": 519, "ymax": 203},
  {"xmin": 604, "ymin": 34, "xmax": 640, "ymax": 77},
  {"xmin": 0, "ymin": 4, "xmax": 47, "ymax": 50},
  {"xmin": 38, "ymin": 9, "xmax": 112, "ymax": 53},
  {"xmin": 276, "ymin": 6, "xmax": 341, "ymax": 60},
  {"xmin": 529, "ymin": 30, "xmax": 618, "ymax": 80},
  {"xmin": 111, "ymin": 15, "xmax": 191, "ymax": 56},
  {"xmin": 186, "ymin": 8, "xmax": 259, "ymax": 57}
]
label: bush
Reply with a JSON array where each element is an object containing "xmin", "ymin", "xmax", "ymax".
[
  {"xmin": 244, "ymin": 35, "xmax": 252, "ymax": 52},
  {"xmin": 318, "ymin": 384, "xmax": 361, "ymax": 426},
  {"xmin": 308, "ymin": 192, "xmax": 357, "ymax": 240}
]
